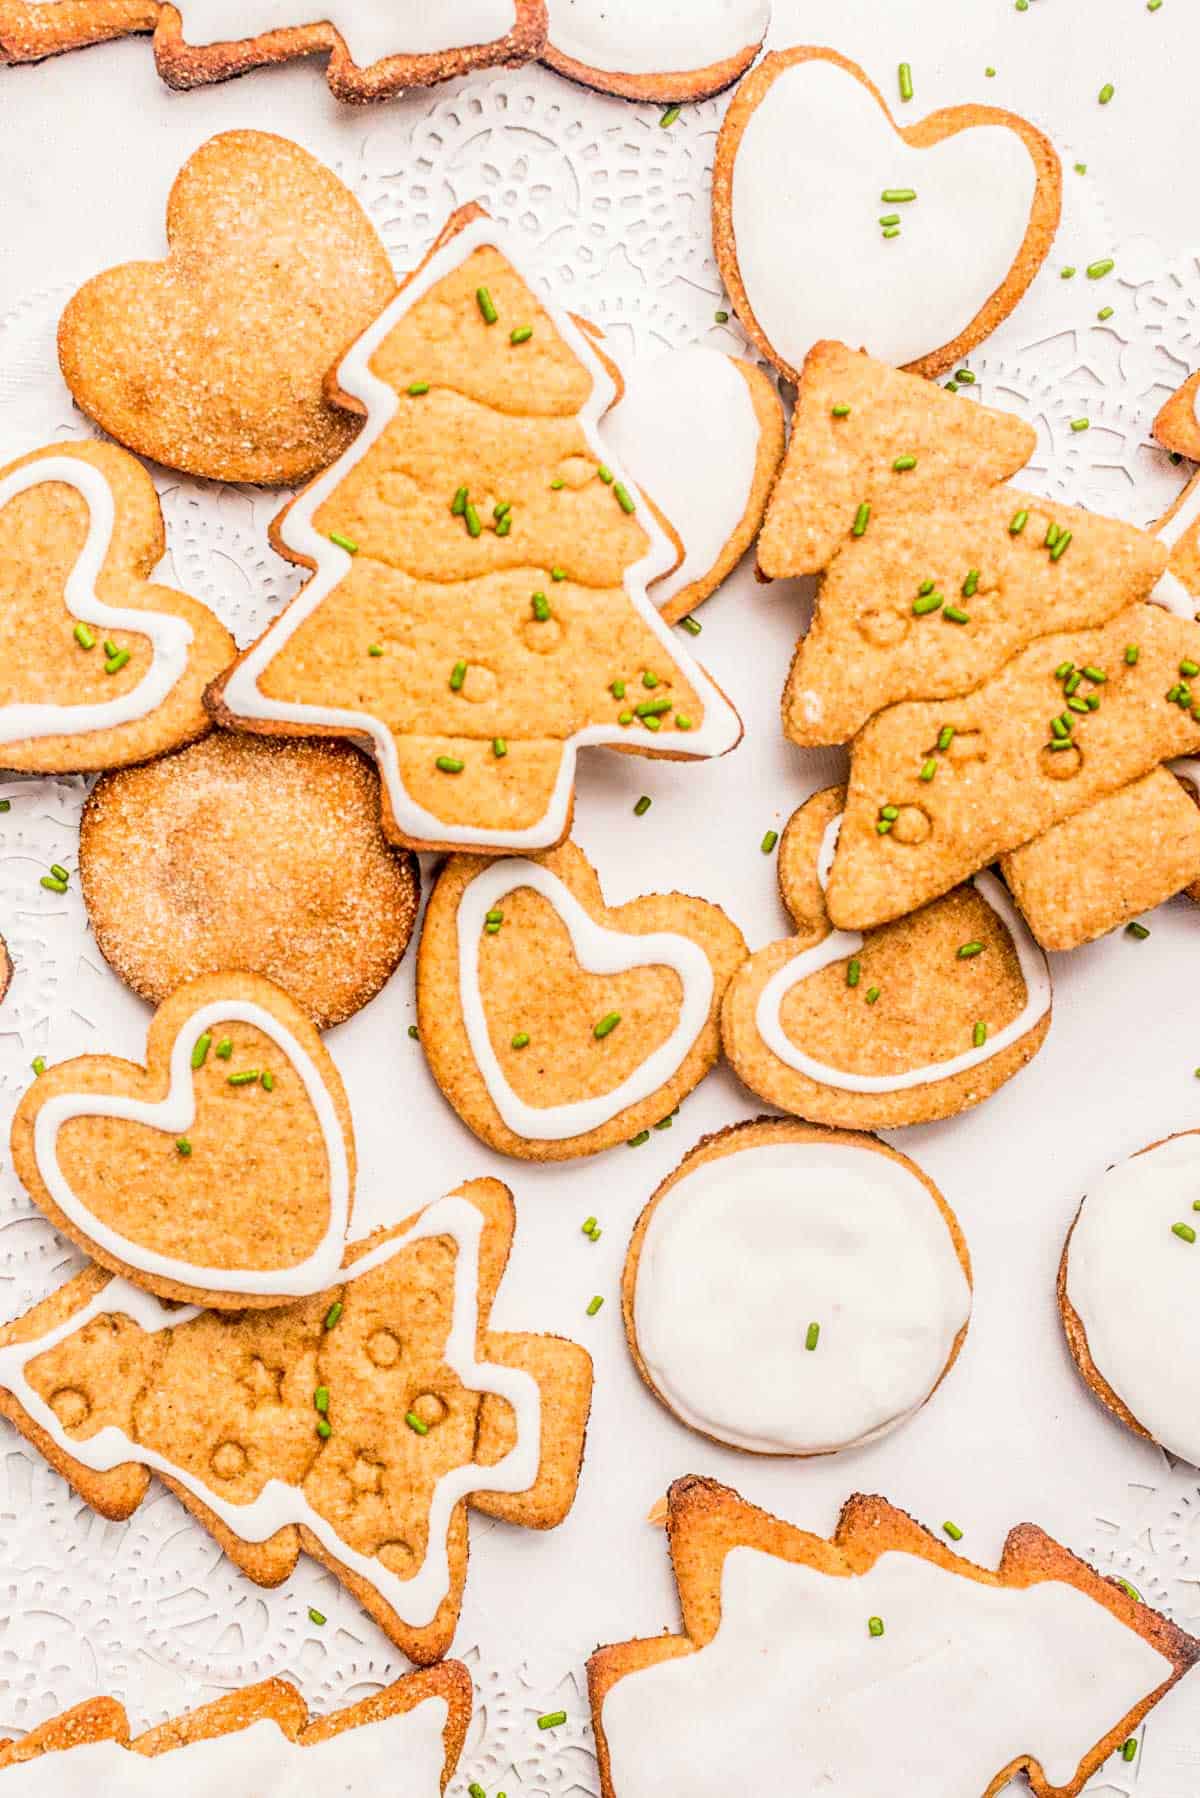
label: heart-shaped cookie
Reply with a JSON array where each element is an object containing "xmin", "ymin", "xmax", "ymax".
[
  {"xmin": 417, "ymin": 840, "xmax": 746, "ymax": 1159},
  {"xmin": 11, "ymin": 972, "xmax": 355, "ymax": 1308},
  {"xmin": 57, "ymin": 131, "xmax": 396, "ymax": 485},
  {"xmin": 713, "ymin": 46, "xmax": 1061, "ymax": 383},
  {"xmin": 542, "ymin": 0, "xmax": 769, "ymax": 102},
  {"xmin": 721, "ymin": 786, "xmax": 1051, "ymax": 1129}
]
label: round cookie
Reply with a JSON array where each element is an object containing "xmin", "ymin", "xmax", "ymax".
[
  {"xmin": 1060, "ymin": 1130, "xmax": 1200, "ymax": 1466},
  {"xmin": 81, "ymin": 734, "xmax": 419, "ymax": 1030},
  {"xmin": 623, "ymin": 1116, "xmax": 972, "ymax": 1455}
]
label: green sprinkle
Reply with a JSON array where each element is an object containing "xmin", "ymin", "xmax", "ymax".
[
  {"xmin": 680, "ymin": 614, "xmax": 702, "ymax": 635},
  {"xmin": 943, "ymin": 1521, "xmax": 964, "ymax": 1541},
  {"xmin": 636, "ymin": 699, "xmax": 671, "ymax": 719},
  {"xmin": 918, "ymin": 580, "xmax": 935, "ymax": 597},
  {"xmin": 957, "ymin": 941, "xmax": 984, "ymax": 959},
  {"xmin": 1098, "ymin": 306, "xmax": 1114, "ymax": 320},
  {"xmin": 510, "ymin": 325, "xmax": 533, "ymax": 344},
  {"xmin": 1070, "ymin": 418, "xmax": 1090, "ymax": 433},
  {"xmin": 586, "ymin": 1296, "xmax": 604, "ymax": 1317},
  {"xmin": 316, "ymin": 1419, "xmax": 332, "ymax": 1440},
  {"xmin": 955, "ymin": 370, "xmax": 976, "ymax": 385},
  {"xmin": 228, "ymin": 1069, "xmax": 261, "ymax": 1086},
  {"xmin": 880, "ymin": 189, "xmax": 917, "ymax": 203},
  {"xmin": 450, "ymin": 659, "xmax": 467, "ymax": 691},
  {"xmin": 73, "ymin": 622, "xmax": 95, "ymax": 650},
  {"xmin": 936, "ymin": 726, "xmax": 955, "ymax": 752},
  {"xmin": 176, "ymin": 1138, "xmax": 192, "ymax": 1157},
  {"xmin": 1061, "ymin": 266, "xmax": 1077, "ymax": 279},
  {"xmin": 451, "ymin": 487, "xmax": 468, "ymax": 516},
  {"xmin": 189, "ymin": 1033, "xmax": 212, "ymax": 1071},
  {"xmin": 469, "ymin": 1787, "xmax": 487, "ymax": 1798},
  {"xmin": 1087, "ymin": 258, "xmax": 1115, "ymax": 279},
  {"xmin": 660, "ymin": 105, "xmax": 682, "ymax": 127},
  {"xmin": 963, "ymin": 570, "xmax": 980, "ymax": 598},
  {"xmin": 986, "ymin": 66, "xmax": 996, "ymax": 76},
  {"xmin": 215, "ymin": 1038, "xmax": 233, "ymax": 1059},
  {"xmin": 103, "ymin": 640, "xmax": 117, "ymax": 657},
  {"xmin": 920, "ymin": 757, "xmax": 938, "ymax": 781},
  {"xmin": 309, "ymin": 1608, "xmax": 326, "ymax": 1627},
  {"xmin": 876, "ymin": 819, "xmax": 894, "ymax": 833},
  {"xmin": 1181, "ymin": 659, "xmax": 1199, "ymax": 677},
  {"xmin": 1009, "ymin": 509, "xmax": 1029, "ymax": 534},
  {"xmin": 1046, "ymin": 523, "xmax": 1061, "ymax": 550},
  {"xmin": 943, "ymin": 606, "xmax": 970, "ymax": 625},
  {"xmin": 476, "ymin": 286, "xmax": 499, "ymax": 324},
  {"xmin": 530, "ymin": 591, "xmax": 552, "ymax": 622},
  {"xmin": 852, "ymin": 502, "xmax": 871, "ymax": 537},
  {"xmin": 1122, "ymin": 1738, "xmax": 1138, "ymax": 1762},
  {"xmin": 324, "ymin": 1301, "xmax": 343, "ymax": 1330},
  {"xmin": 511, "ymin": 1032, "xmax": 530, "ymax": 1050},
  {"xmin": 847, "ymin": 958, "xmax": 862, "ymax": 988},
  {"xmin": 314, "ymin": 1386, "xmax": 330, "ymax": 1414},
  {"xmin": 582, "ymin": 1216, "xmax": 598, "ymax": 1236},
  {"xmin": 31, "ymin": 1056, "xmax": 46, "ymax": 1077},
  {"xmin": 1052, "ymin": 527, "xmax": 1072, "ymax": 559},
  {"xmin": 642, "ymin": 670, "xmax": 659, "ymax": 689},
  {"xmin": 368, "ymin": 644, "xmax": 383, "ymax": 657},
  {"xmin": 1172, "ymin": 1222, "xmax": 1197, "ymax": 1243},
  {"xmin": 1148, "ymin": 0, "xmax": 1162, "ymax": 8},
  {"xmin": 893, "ymin": 455, "xmax": 918, "ymax": 472},
  {"xmin": 715, "ymin": 310, "xmax": 730, "ymax": 323},
  {"xmin": 1051, "ymin": 717, "xmax": 1069, "ymax": 740},
  {"xmin": 1075, "ymin": 162, "xmax": 1087, "ymax": 174},
  {"xmin": 436, "ymin": 756, "xmax": 464, "ymax": 774},
  {"xmin": 868, "ymin": 1617, "xmax": 885, "ymax": 1638},
  {"xmin": 898, "ymin": 61, "xmax": 913, "ymax": 101},
  {"xmin": 1083, "ymin": 665, "xmax": 1107, "ymax": 683},
  {"xmin": 831, "ymin": 403, "xmax": 852, "ymax": 417},
  {"xmin": 634, "ymin": 795, "xmax": 652, "ymax": 816},
  {"xmin": 407, "ymin": 381, "xmax": 430, "ymax": 396},
  {"xmin": 1099, "ymin": 82, "xmax": 1115, "ymax": 104},
  {"xmin": 406, "ymin": 1410, "xmax": 430, "ymax": 1435},
  {"xmin": 550, "ymin": 477, "xmax": 565, "ymax": 490},
  {"xmin": 0, "ymin": 800, "xmax": 9, "ymax": 812},
  {"xmin": 492, "ymin": 513, "xmax": 509, "ymax": 539},
  {"xmin": 261, "ymin": 1070, "xmax": 275, "ymax": 1092},
  {"xmin": 594, "ymin": 1011, "xmax": 621, "ymax": 1039},
  {"xmin": 492, "ymin": 737, "xmax": 507, "ymax": 757},
  {"xmin": 866, "ymin": 986, "xmax": 880, "ymax": 1005},
  {"xmin": 880, "ymin": 805, "xmax": 899, "ymax": 822},
  {"xmin": 40, "ymin": 875, "xmax": 68, "ymax": 893},
  {"xmin": 614, "ymin": 483, "xmax": 636, "ymax": 515},
  {"xmin": 329, "ymin": 530, "xmax": 359, "ymax": 554},
  {"xmin": 973, "ymin": 1022, "xmax": 988, "ymax": 1048},
  {"xmin": 761, "ymin": 829, "xmax": 779, "ymax": 854},
  {"xmin": 596, "ymin": 465, "xmax": 614, "ymax": 485},
  {"xmin": 494, "ymin": 501, "xmax": 512, "ymax": 521},
  {"xmin": 105, "ymin": 648, "xmax": 131, "ymax": 675},
  {"xmin": 618, "ymin": 711, "xmax": 634, "ymax": 726},
  {"xmin": 1115, "ymin": 1579, "xmax": 1142, "ymax": 1602},
  {"xmin": 805, "ymin": 1321, "xmax": 821, "ymax": 1351},
  {"xmin": 1055, "ymin": 662, "xmax": 1074, "ymax": 680},
  {"xmin": 540, "ymin": 1711, "xmax": 568, "ymax": 1731},
  {"xmin": 49, "ymin": 863, "xmax": 69, "ymax": 883},
  {"xmin": 913, "ymin": 590, "xmax": 943, "ymax": 616},
  {"xmin": 628, "ymin": 1131, "xmax": 650, "ymax": 1147},
  {"xmin": 551, "ymin": 566, "xmax": 567, "ymax": 581},
  {"xmin": 1126, "ymin": 921, "xmax": 1151, "ymax": 940},
  {"xmin": 882, "ymin": 227, "xmax": 901, "ymax": 240},
  {"xmin": 464, "ymin": 502, "xmax": 482, "ymax": 538},
  {"xmin": 408, "ymin": 1025, "xmax": 419, "ymax": 1040},
  {"xmin": 1065, "ymin": 671, "xmax": 1082, "ymax": 695},
  {"xmin": 1125, "ymin": 645, "xmax": 1139, "ymax": 664}
]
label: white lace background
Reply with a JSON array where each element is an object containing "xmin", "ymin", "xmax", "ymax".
[{"xmin": 2, "ymin": 4, "xmax": 1200, "ymax": 1792}]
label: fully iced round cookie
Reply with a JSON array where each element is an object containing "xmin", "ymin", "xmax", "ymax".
[
  {"xmin": 81, "ymin": 734, "xmax": 420, "ymax": 1030},
  {"xmin": 623, "ymin": 1117, "xmax": 972, "ymax": 1454},
  {"xmin": 1061, "ymin": 1131, "xmax": 1200, "ymax": 1466}
]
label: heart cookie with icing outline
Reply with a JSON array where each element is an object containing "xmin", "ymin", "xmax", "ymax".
[
  {"xmin": 713, "ymin": 46, "xmax": 1061, "ymax": 383},
  {"xmin": 11, "ymin": 971, "xmax": 356, "ymax": 1309},
  {"xmin": 417, "ymin": 839, "xmax": 747, "ymax": 1160}
]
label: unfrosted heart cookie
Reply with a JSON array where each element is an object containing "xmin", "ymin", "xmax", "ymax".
[
  {"xmin": 0, "ymin": 441, "xmax": 233, "ymax": 775},
  {"xmin": 623, "ymin": 1118, "xmax": 971, "ymax": 1456},
  {"xmin": 11, "ymin": 971, "xmax": 356, "ymax": 1309},
  {"xmin": 543, "ymin": 0, "xmax": 769, "ymax": 102},
  {"xmin": 0, "ymin": 0, "xmax": 155, "ymax": 62},
  {"xmin": 721, "ymin": 787, "xmax": 1050, "ymax": 1129},
  {"xmin": 713, "ymin": 47, "xmax": 1061, "ymax": 384},
  {"xmin": 600, "ymin": 346, "xmax": 784, "ymax": 624},
  {"xmin": 58, "ymin": 132, "xmax": 396, "ymax": 486},
  {"xmin": 416, "ymin": 840, "xmax": 747, "ymax": 1159}
]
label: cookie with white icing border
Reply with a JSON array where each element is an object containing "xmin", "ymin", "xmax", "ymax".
[
  {"xmin": 600, "ymin": 346, "xmax": 784, "ymax": 624},
  {"xmin": 80, "ymin": 735, "xmax": 420, "ymax": 1030},
  {"xmin": 58, "ymin": 132, "xmax": 397, "ymax": 487},
  {"xmin": 1060, "ymin": 1129, "xmax": 1200, "ymax": 1470},
  {"xmin": 0, "ymin": 0, "xmax": 154, "ymax": 63},
  {"xmin": 11, "ymin": 971, "xmax": 356, "ymax": 1309},
  {"xmin": 0, "ymin": 1665, "xmax": 471, "ymax": 1794},
  {"xmin": 542, "ymin": 0, "xmax": 768, "ymax": 103},
  {"xmin": 0, "ymin": 1178, "xmax": 593, "ymax": 1665},
  {"xmin": 208, "ymin": 203, "xmax": 742, "ymax": 855},
  {"xmin": 721, "ymin": 787, "xmax": 1050, "ymax": 1128},
  {"xmin": 713, "ymin": 47, "xmax": 1061, "ymax": 387},
  {"xmin": 622, "ymin": 1117, "xmax": 971, "ymax": 1456},
  {"xmin": 416, "ymin": 839, "xmax": 747, "ymax": 1160},
  {"xmin": 0, "ymin": 441, "xmax": 233, "ymax": 775},
  {"xmin": 1148, "ymin": 466, "xmax": 1200, "ymax": 625},
  {"xmin": 589, "ymin": 1477, "xmax": 1198, "ymax": 1798},
  {"xmin": 1153, "ymin": 370, "xmax": 1200, "ymax": 465}
]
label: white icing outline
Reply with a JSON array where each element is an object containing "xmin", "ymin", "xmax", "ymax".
[
  {"xmin": 172, "ymin": 1, "xmax": 518, "ymax": 69},
  {"xmin": 0, "ymin": 1191, "xmax": 541, "ymax": 1630},
  {"xmin": 1152, "ymin": 474, "xmax": 1200, "ymax": 618},
  {"xmin": 1170, "ymin": 755, "xmax": 1200, "ymax": 793},
  {"xmin": 456, "ymin": 859, "xmax": 714, "ymax": 1141},
  {"xmin": 0, "ymin": 457, "xmax": 193, "ymax": 745},
  {"xmin": 546, "ymin": 0, "xmax": 770, "ymax": 80},
  {"xmin": 219, "ymin": 215, "xmax": 741, "ymax": 849},
  {"xmin": 755, "ymin": 814, "xmax": 1051, "ymax": 1093},
  {"xmin": 32, "ymin": 999, "xmax": 351, "ymax": 1296}
]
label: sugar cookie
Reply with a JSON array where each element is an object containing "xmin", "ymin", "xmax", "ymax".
[
  {"xmin": 543, "ymin": 0, "xmax": 769, "ymax": 103},
  {"xmin": 1152, "ymin": 369, "xmax": 1200, "ymax": 465},
  {"xmin": 0, "ymin": 0, "xmax": 155, "ymax": 64},
  {"xmin": 623, "ymin": 1118, "xmax": 971, "ymax": 1455},
  {"xmin": 416, "ymin": 839, "xmax": 746, "ymax": 1160},
  {"xmin": 80, "ymin": 734, "xmax": 419, "ymax": 1030}
]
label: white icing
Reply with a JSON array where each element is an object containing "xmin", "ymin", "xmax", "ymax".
[
  {"xmin": 456, "ymin": 859, "xmax": 713, "ymax": 1141},
  {"xmin": 0, "ymin": 1698, "xmax": 447, "ymax": 1794},
  {"xmin": 32, "ymin": 999, "xmax": 351, "ymax": 1297},
  {"xmin": 1151, "ymin": 474, "xmax": 1200, "ymax": 617},
  {"xmin": 1170, "ymin": 755, "xmax": 1200, "ymax": 795},
  {"xmin": 174, "ymin": 1, "xmax": 517, "ymax": 67},
  {"xmin": 632, "ymin": 1140, "xmax": 970, "ymax": 1454},
  {"xmin": 0, "ymin": 458, "xmax": 193, "ymax": 745},
  {"xmin": 602, "ymin": 1545, "xmax": 1173, "ymax": 1795},
  {"xmin": 600, "ymin": 348, "xmax": 761, "ymax": 611},
  {"xmin": 0, "ymin": 1191, "xmax": 540, "ymax": 1629},
  {"xmin": 730, "ymin": 57, "xmax": 1039, "ymax": 370},
  {"xmin": 219, "ymin": 215, "xmax": 740, "ymax": 850},
  {"xmin": 1066, "ymin": 1135, "xmax": 1200, "ymax": 1466},
  {"xmin": 547, "ymin": 0, "xmax": 769, "ymax": 78},
  {"xmin": 756, "ymin": 815, "xmax": 1051, "ymax": 1092}
]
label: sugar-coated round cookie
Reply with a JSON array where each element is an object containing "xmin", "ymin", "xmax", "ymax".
[
  {"xmin": 1061, "ymin": 1131, "xmax": 1200, "ymax": 1467},
  {"xmin": 623, "ymin": 1117, "xmax": 972, "ymax": 1455},
  {"xmin": 81, "ymin": 734, "xmax": 420, "ymax": 1030}
]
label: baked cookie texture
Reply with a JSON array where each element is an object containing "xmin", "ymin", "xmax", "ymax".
[
  {"xmin": 589, "ymin": 1477, "xmax": 1199, "ymax": 1798},
  {"xmin": 417, "ymin": 839, "xmax": 746, "ymax": 1160},
  {"xmin": 58, "ymin": 132, "xmax": 397, "ymax": 487},
  {"xmin": 0, "ymin": 1665, "xmax": 471, "ymax": 1790},
  {"xmin": 80, "ymin": 735, "xmax": 420, "ymax": 1030},
  {"xmin": 542, "ymin": 0, "xmax": 769, "ymax": 102},
  {"xmin": 210, "ymin": 203, "xmax": 741, "ymax": 854},
  {"xmin": 1153, "ymin": 369, "xmax": 1200, "ymax": 464},
  {"xmin": 721, "ymin": 786, "xmax": 1050, "ymax": 1128},
  {"xmin": 11, "ymin": 971, "xmax": 356, "ymax": 1309},
  {"xmin": 0, "ymin": 0, "xmax": 155, "ymax": 62},
  {"xmin": 0, "ymin": 1178, "xmax": 592, "ymax": 1664},
  {"xmin": 0, "ymin": 440, "xmax": 233, "ymax": 774},
  {"xmin": 713, "ymin": 47, "xmax": 1061, "ymax": 386}
]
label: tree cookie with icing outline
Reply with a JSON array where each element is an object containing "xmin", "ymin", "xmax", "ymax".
[
  {"xmin": 713, "ymin": 47, "xmax": 1061, "ymax": 387},
  {"xmin": 58, "ymin": 132, "xmax": 397, "ymax": 487},
  {"xmin": 209, "ymin": 203, "xmax": 742, "ymax": 854},
  {"xmin": 0, "ymin": 440, "xmax": 233, "ymax": 775},
  {"xmin": 622, "ymin": 1117, "xmax": 971, "ymax": 1456},
  {"xmin": 0, "ymin": 1665, "xmax": 471, "ymax": 1793},
  {"xmin": 589, "ymin": 1477, "xmax": 1198, "ymax": 1798},
  {"xmin": 11, "ymin": 971, "xmax": 356, "ymax": 1310},
  {"xmin": 417, "ymin": 839, "xmax": 747, "ymax": 1160},
  {"xmin": 0, "ymin": 0, "xmax": 154, "ymax": 63},
  {"xmin": 0, "ymin": 1178, "xmax": 593, "ymax": 1665},
  {"xmin": 80, "ymin": 734, "xmax": 420, "ymax": 1030},
  {"xmin": 1060, "ymin": 1129, "xmax": 1200, "ymax": 1473},
  {"xmin": 722, "ymin": 787, "xmax": 1050, "ymax": 1128},
  {"xmin": 542, "ymin": 0, "xmax": 769, "ymax": 103}
]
